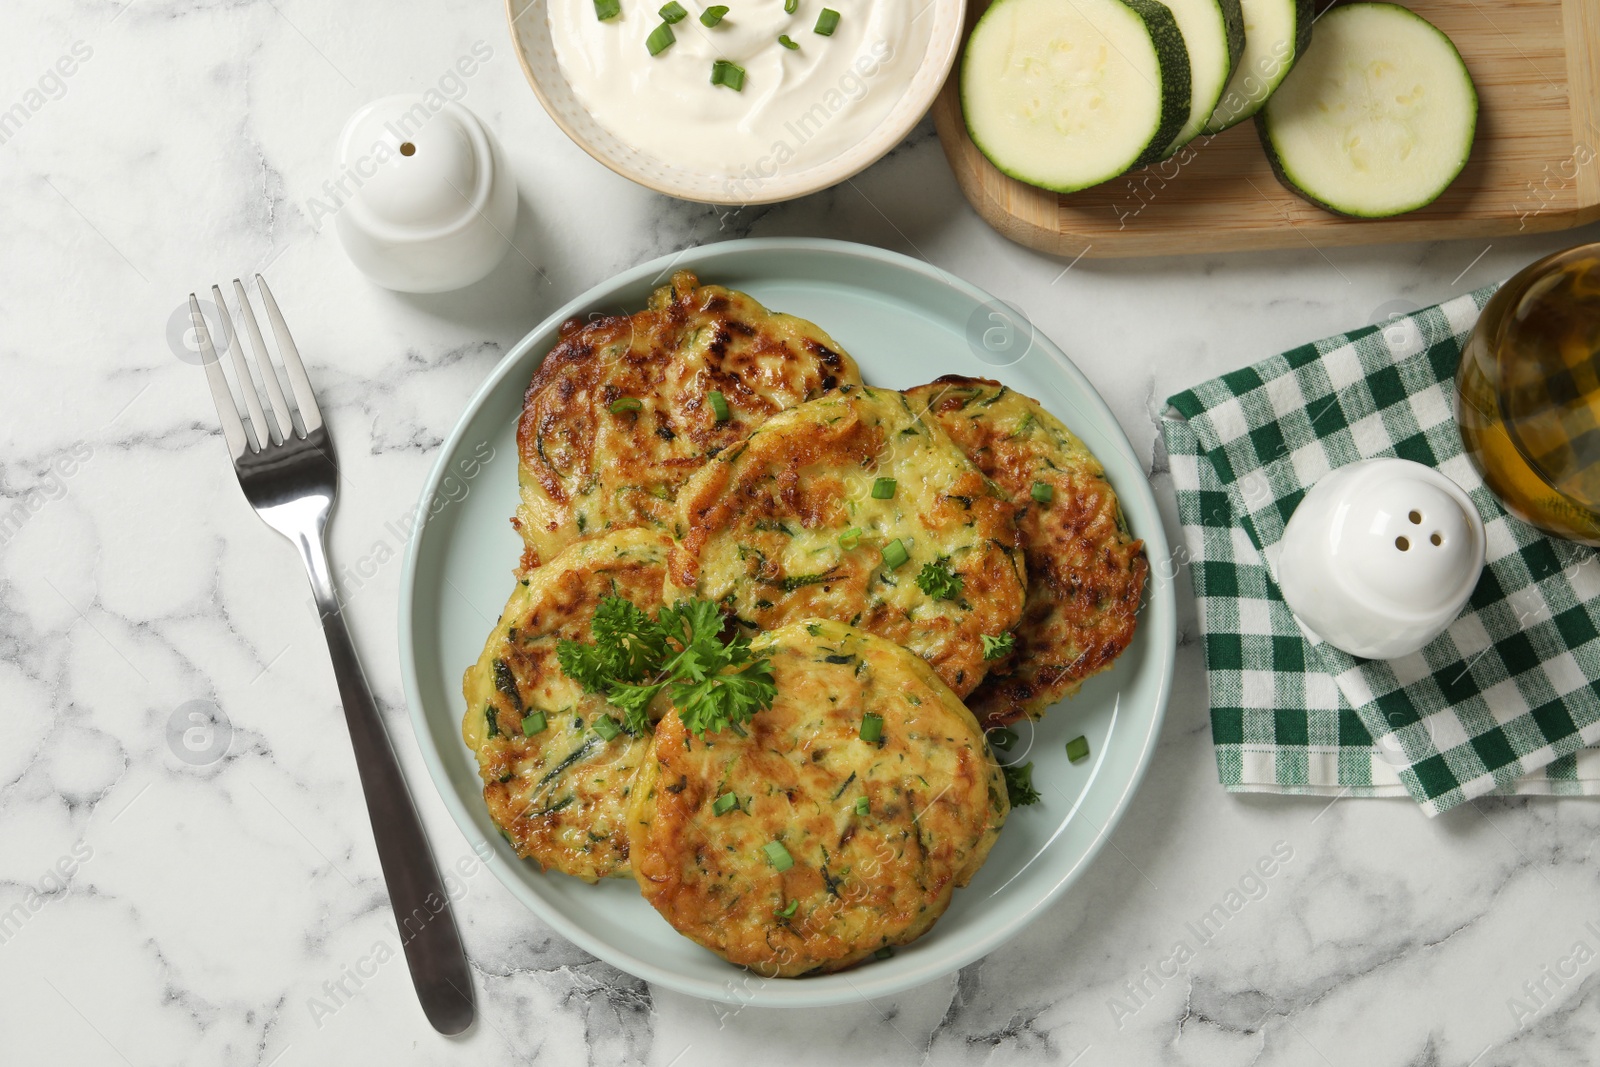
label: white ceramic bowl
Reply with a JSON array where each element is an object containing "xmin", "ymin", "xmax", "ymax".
[{"xmin": 505, "ymin": 0, "xmax": 965, "ymax": 204}]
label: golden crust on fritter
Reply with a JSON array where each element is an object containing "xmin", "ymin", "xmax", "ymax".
[
  {"xmin": 626, "ymin": 620, "xmax": 1007, "ymax": 977},
  {"xmin": 514, "ymin": 271, "xmax": 862, "ymax": 572},
  {"xmin": 462, "ymin": 529, "xmax": 673, "ymax": 883},
  {"xmin": 668, "ymin": 388, "xmax": 1028, "ymax": 698},
  {"xmin": 906, "ymin": 376, "xmax": 1147, "ymax": 728}
]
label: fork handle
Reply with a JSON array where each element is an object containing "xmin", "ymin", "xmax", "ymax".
[{"xmin": 296, "ymin": 529, "xmax": 476, "ymax": 1035}]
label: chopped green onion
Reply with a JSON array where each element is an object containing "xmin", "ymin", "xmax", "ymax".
[
  {"xmin": 708, "ymin": 390, "xmax": 730, "ymax": 421},
  {"xmin": 521, "ymin": 711, "xmax": 547, "ymax": 736},
  {"xmin": 700, "ymin": 4, "xmax": 728, "ymax": 24},
  {"xmin": 784, "ymin": 0, "xmax": 798, "ymax": 11},
  {"xmin": 776, "ymin": 899, "xmax": 799, "ymax": 918},
  {"xmin": 813, "ymin": 7, "xmax": 839, "ymax": 34},
  {"xmin": 659, "ymin": 0, "xmax": 688, "ymax": 20},
  {"xmin": 854, "ymin": 795, "xmax": 869, "ymax": 816},
  {"xmin": 1031, "ymin": 481, "xmax": 1055, "ymax": 505},
  {"xmin": 646, "ymin": 22, "xmax": 676, "ymax": 55},
  {"xmin": 763, "ymin": 840, "xmax": 793, "ymax": 871},
  {"xmin": 859, "ymin": 713, "xmax": 884, "ymax": 743},
  {"xmin": 713, "ymin": 791, "xmax": 739, "ymax": 815},
  {"xmin": 1066, "ymin": 735, "xmax": 1090, "ymax": 763},
  {"xmin": 871, "ymin": 477, "xmax": 897, "ymax": 499},
  {"xmin": 485, "ymin": 706, "xmax": 500, "ymax": 737},
  {"xmin": 778, "ymin": 33, "xmax": 799, "ymax": 49},
  {"xmin": 609, "ymin": 396, "xmax": 643, "ymax": 413},
  {"xmin": 874, "ymin": 946, "xmax": 893, "ymax": 960},
  {"xmin": 594, "ymin": 0, "xmax": 621, "ymax": 19},
  {"xmin": 881, "ymin": 538, "xmax": 909, "ymax": 568},
  {"xmin": 838, "ymin": 526, "xmax": 862, "ymax": 550},
  {"xmin": 592, "ymin": 715, "xmax": 622, "ymax": 741},
  {"xmin": 710, "ymin": 59, "xmax": 746, "ymax": 90}
]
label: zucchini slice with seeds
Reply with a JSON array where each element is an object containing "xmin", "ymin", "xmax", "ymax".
[
  {"xmin": 1160, "ymin": 0, "xmax": 1244, "ymax": 155},
  {"xmin": 1203, "ymin": 0, "xmax": 1312, "ymax": 133},
  {"xmin": 1257, "ymin": 2, "xmax": 1476, "ymax": 217},
  {"xmin": 961, "ymin": 0, "xmax": 1190, "ymax": 193}
]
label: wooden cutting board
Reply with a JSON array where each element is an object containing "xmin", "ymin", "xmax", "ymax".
[{"xmin": 932, "ymin": 0, "xmax": 1600, "ymax": 258}]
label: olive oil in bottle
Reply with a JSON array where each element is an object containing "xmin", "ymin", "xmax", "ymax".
[{"xmin": 1456, "ymin": 245, "xmax": 1600, "ymax": 545}]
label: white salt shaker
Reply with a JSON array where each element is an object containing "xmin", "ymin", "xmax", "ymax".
[
  {"xmin": 333, "ymin": 95, "xmax": 518, "ymax": 293},
  {"xmin": 1276, "ymin": 458, "xmax": 1486, "ymax": 659}
]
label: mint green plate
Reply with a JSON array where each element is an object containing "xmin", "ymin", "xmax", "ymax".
[{"xmin": 399, "ymin": 238, "xmax": 1174, "ymax": 1007}]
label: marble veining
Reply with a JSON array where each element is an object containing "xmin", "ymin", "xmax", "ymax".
[{"xmin": 4, "ymin": 0, "xmax": 1600, "ymax": 1064}]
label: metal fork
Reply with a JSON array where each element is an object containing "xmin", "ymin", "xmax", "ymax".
[{"xmin": 190, "ymin": 276, "xmax": 474, "ymax": 1035}]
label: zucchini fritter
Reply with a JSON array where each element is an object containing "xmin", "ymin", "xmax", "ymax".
[
  {"xmin": 514, "ymin": 271, "xmax": 863, "ymax": 572},
  {"xmin": 627, "ymin": 620, "xmax": 1008, "ymax": 976},
  {"xmin": 668, "ymin": 388, "xmax": 1027, "ymax": 697},
  {"xmin": 462, "ymin": 529, "xmax": 672, "ymax": 882},
  {"xmin": 905, "ymin": 377, "xmax": 1147, "ymax": 728}
]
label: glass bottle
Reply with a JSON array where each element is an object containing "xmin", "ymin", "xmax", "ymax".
[{"xmin": 1456, "ymin": 242, "xmax": 1600, "ymax": 545}]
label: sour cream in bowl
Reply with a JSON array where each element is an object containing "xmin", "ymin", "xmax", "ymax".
[{"xmin": 507, "ymin": 0, "xmax": 963, "ymax": 203}]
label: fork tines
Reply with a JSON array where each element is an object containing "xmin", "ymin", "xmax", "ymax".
[{"xmin": 190, "ymin": 275, "xmax": 324, "ymax": 461}]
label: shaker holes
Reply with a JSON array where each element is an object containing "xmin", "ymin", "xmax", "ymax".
[
  {"xmin": 400, "ymin": 142, "xmax": 416, "ymax": 156},
  {"xmin": 1396, "ymin": 536, "xmax": 1411, "ymax": 551},
  {"xmin": 1409, "ymin": 510, "xmax": 1422, "ymax": 524},
  {"xmin": 1431, "ymin": 533, "xmax": 1442, "ymax": 545}
]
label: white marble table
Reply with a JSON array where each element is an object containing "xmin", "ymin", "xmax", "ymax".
[{"xmin": 5, "ymin": 2, "xmax": 1600, "ymax": 1064}]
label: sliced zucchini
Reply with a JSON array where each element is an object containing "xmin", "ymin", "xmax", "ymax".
[
  {"xmin": 961, "ymin": 0, "xmax": 1190, "ymax": 193},
  {"xmin": 1203, "ymin": 0, "xmax": 1312, "ymax": 133},
  {"xmin": 1258, "ymin": 2, "xmax": 1476, "ymax": 217},
  {"xmin": 1161, "ymin": 0, "xmax": 1244, "ymax": 155}
]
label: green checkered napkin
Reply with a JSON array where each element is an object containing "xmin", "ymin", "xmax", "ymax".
[{"xmin": 1161, "ymin": 285, "xmax": 1600, "ymax": 816}]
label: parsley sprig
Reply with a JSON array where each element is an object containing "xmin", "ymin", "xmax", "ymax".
[
  {"xmin": 915, "ymin": 558, "xmax": 963, "ymax": 600},
  {"xmin": 1003, "ymin": 761, "xmax": 1041, "ymax": 806},
  {"xmin": 981, "ymin": 632, "xmax": 1015, "ymax": 660},
  {"xmin": 557, "ymin": 596, "xmax": 776, "ymax": 737}
]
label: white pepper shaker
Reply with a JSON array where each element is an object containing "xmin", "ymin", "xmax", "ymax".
[
  {"xmin": 333, "ymin": 94, "xmax": 518, "ymax": 293},
  {"xmin": 1275, "ymin": 458, "xmax": 1486, "ymax": 659}
]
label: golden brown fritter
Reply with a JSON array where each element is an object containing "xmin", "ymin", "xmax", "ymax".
[
  {"xmin": 667, "ymin": 388, "xmax": 1028, "ymax": 698},
  {"xmin": 514, "ymin": 271, "xmax": 863, "ymax": 572},
  {"xmin": 626, "ymin": 620, "xmax": 1007, "ymax": 977},
  {"xmin": 905, "ymin": 376, "xmax": 1147, "ymax": 728},
  {"xmin": 462, "ymin": 529, "xmax": 673, "ymax": 882}
]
